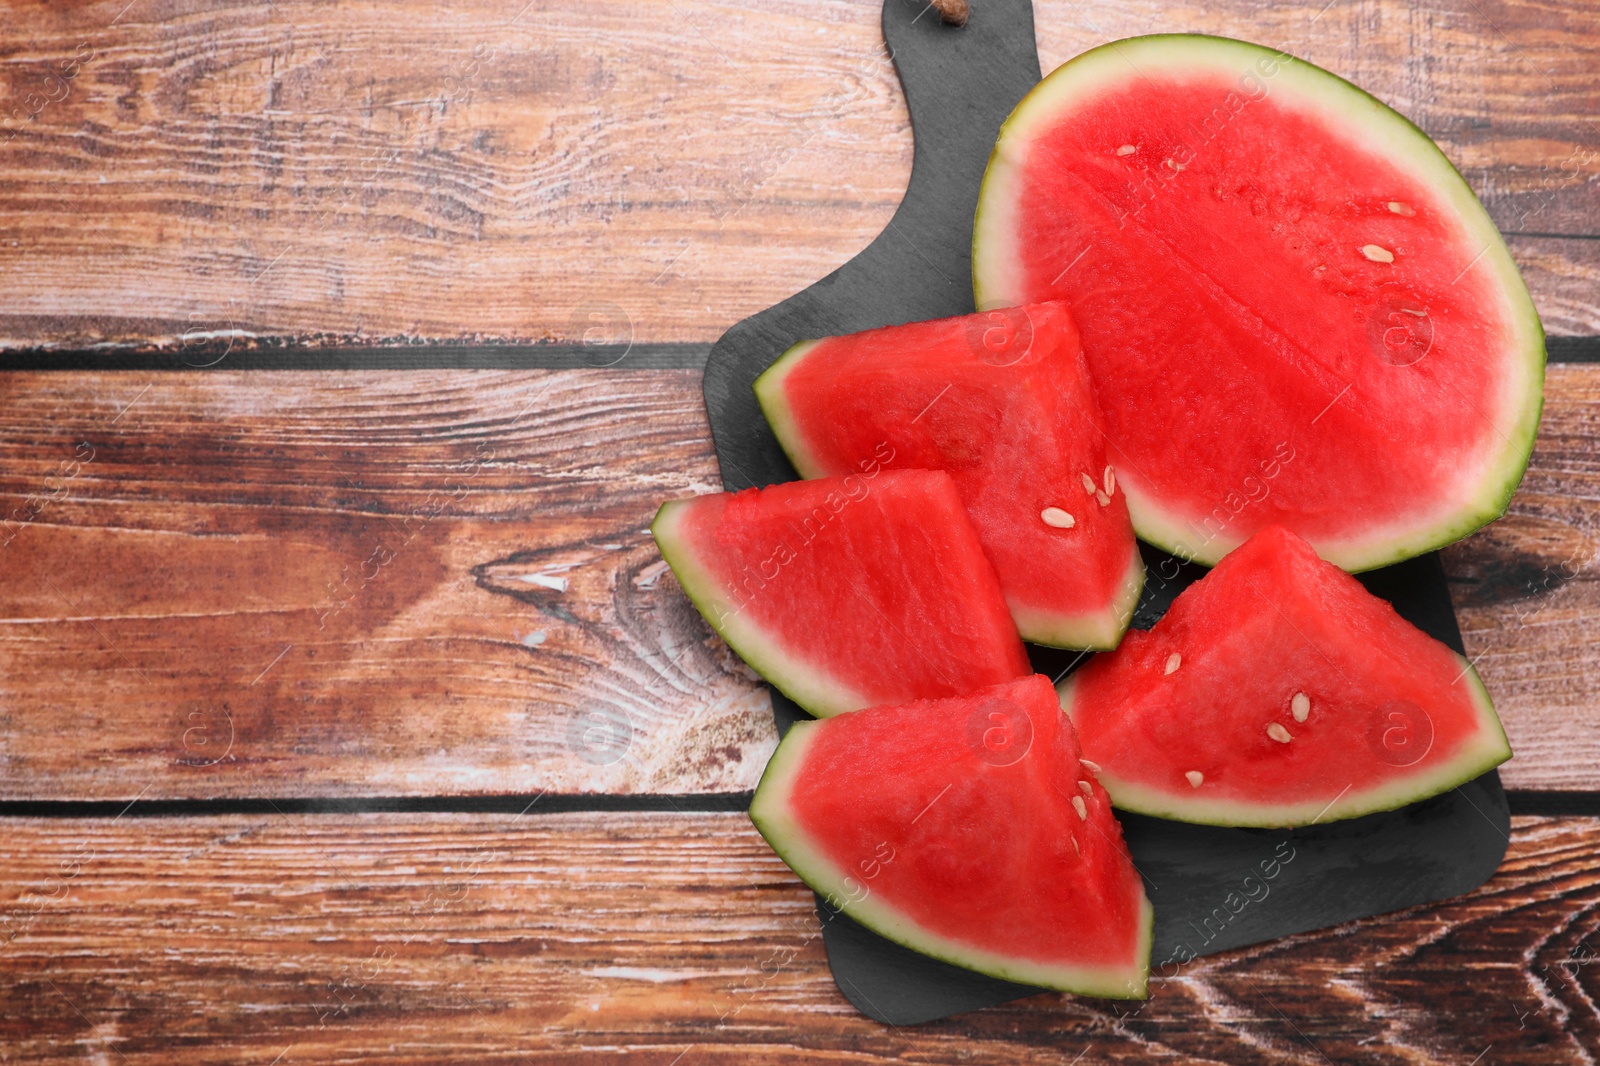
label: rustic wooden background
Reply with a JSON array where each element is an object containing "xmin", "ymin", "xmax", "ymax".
[{"xmin": 1, "ymin": 0, "xmax": 1597, "ymax": 1061}]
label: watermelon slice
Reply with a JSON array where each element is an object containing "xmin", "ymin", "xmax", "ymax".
[
  {"xmin": 754, "ymin": 302, "xmax": 1145, "ymax": 649},
  {"xmin": 750, "ymin": 674, "xmax": 1153, "ymax": 996},
  {"xmin": 1058, "ymin": 525, "xmax": 1512, "ymax": 827},
  {"xmin": 972, "ymin": 34, "xmax": 1545, "ymax": 571},
  {"xmin": 652, "ymin": 469, "xmax": 1030, "ymax": 718}
]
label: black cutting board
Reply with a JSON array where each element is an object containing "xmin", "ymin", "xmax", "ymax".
[{"xmin": 701, "ymin": 0, "xmax": 1510, "ymax": 1026}]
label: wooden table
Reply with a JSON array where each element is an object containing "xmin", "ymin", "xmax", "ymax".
[{"xmin": 1, "ymin": 0, "xmax": 1596, "ymax": 1060}]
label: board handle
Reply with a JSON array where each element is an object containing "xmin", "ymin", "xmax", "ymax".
[
  {"xmin": 883, "ymin": 0, "xmax": 1041, "ymax": 213},
  {"xmin": 701, "ymin": 0, "xmax": 1042, "ymax": 493}
]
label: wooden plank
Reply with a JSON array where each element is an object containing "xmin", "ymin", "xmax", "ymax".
[
  {"xmin": 0, "ymin": 0, "xmax": 914, "ymax": 351},
  {"xmin": 1445, "ymin": 364, "xmax": 1600, "ymax": 792},
  {"xmin": 0, "ymin": 366, "xmax": 1597, "ymax": 798},
  {"xmin": 0, "ymin": 0, "xmax": 1595, "ymax": 351},
  {"xmin": 0, "ymin": 370, "xmax": 774, "ymax": 800},
  {"xmin": 1508, "ymin": 236, "xmax": 1600, "ymax": 338},
  {"xmin": 0, "ymin": 811, "xmax": 1596, "ymax": 1063}
]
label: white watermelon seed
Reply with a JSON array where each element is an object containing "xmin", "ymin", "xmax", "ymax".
[
  {"xmin": 1072, "ymin": 795, "xmax": 1088, "ymax": 820},
  {"xmin": 1096, "ymin": 490, "xmax": 1111, "ymax": 507},
  {"xmin": 1081, "ymin": 472, "xmax": 1097, "ymax": 495},
  {"xmin": 1387, "ymin": 201, "xmax": 1415, "ymax": 216},
  {"xmin": 1185, "ymin": 770, "xmax": 1204, "ymax": 788},
  {"xmin": 1078, "ymin": 780, "xmax": 1093, "ymax": 796},
  {"xmin": 1072, "ymin": 836, "xmax": 1082, "ymax": 855},
  {"xmin": 1117, "ymin": 144, "xmax": 1136, "ymax": 156},
  {"xmin": 1292, "ymin": 692, "xmax": 1311, "ymax": 722},
  {"xmin": 1165, "ymin": 653, "xmax": 1181, "ymax": 675},
  {"xmin": 1041, "ymin": 507, "xmax": 1076, "ymax": 529},
  {"xmin": 1103, "ymin": 465, "xmax": 1116, "ymax": 496},
  {"xmin": 1362, "ymin": 244, "xmax": 1395, "ymax": 263},
  {"xmin": 1268, "ymin": 722, "xmax": 1293, "ymax": 743},
  {"xmin": 1081, "ymin": 759, "xmax": 1102, "ymax": 774}
]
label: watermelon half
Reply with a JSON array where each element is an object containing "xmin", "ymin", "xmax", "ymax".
[
  {"xmin": 972, "ymin": 34, "xmax": 1545, "ymax": 571},
  {"xmin": 754, "ymin": 302, "xmax": 1145, "ymax": 649},
  {"xmin": 750, "ymin": 674, "xmax": 1153, "ymax": 996},
  {"xmin": 652, "ymin": 469, "xmax": 1029, "ymax": 718},
  {"xmin": 1058, "ymin": 525, "xmax": 1512, "ymax": 827}
]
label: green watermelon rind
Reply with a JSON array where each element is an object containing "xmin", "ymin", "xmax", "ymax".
[
  {"xmin": 755, "ymin": 340, "xmax": 1148, "ymax": 650},
  {"xmin": 972, "ymin": 33, "xmax": 1546, "ymax": 573},
  {"xmin": 1057, "ymin": 657, "xmax": 1512, "ymax": 828},
  {"xmin": 651, "ymin": 498, "xmax": 873, "ymax": 718},
  {"xmin": 1011, "ymin": 546, "xmax": 1146, "ymax": 651},
  {"xmin": 753, "ymin": 339, "xmax": 829, "ymax": 479},
  {"xmin": 749, "ymin": 717, "xmax": 1155, "ymax": 998}
]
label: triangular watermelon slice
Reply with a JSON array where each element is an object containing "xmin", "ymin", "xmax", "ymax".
[
  {"xmin": 652, "ymin": 469, "xmax": 1030, "ymax": 718},
  {"xmin": 755, "ymin": 302, "xmax": 1144, "ymax": 649},
  {"xmin": 1059, "ymin": 526, "xmax": 1512, "ymax": 827},
  {"xmin": 973, "ymin": 35, "xmax": 1544, "ymax": 571},
  {"xmin": 750, "ymin": 674, "xmax": 1153, "ymax": 997}
]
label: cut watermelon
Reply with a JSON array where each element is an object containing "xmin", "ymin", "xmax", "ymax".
[
  {"xmin": 754, "ymin": 302, "xmax": 1145, "ymax": 649},
  {"xmin": 652, "ymin": 469, "xmax": 1030, "ymax": 718},
  {"xmin": 973, "ymin": 34, "xmax": 1545, "ymax": 571},
  {"xmin": 1058, "ymin": 525, "xmax": 1511, "ymax": 827},
  {"xmin": 750, "ymin": 674, "xmax": 1153, "ymax": 996}
]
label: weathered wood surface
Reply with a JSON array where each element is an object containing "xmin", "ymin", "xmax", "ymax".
[
  {"xmin": 0, "ymin": 811, "xmax": 1595, "ymax": 1064},
  {"xmin": 1446, "ymin": 364, "xmax": 1600, "ymax": 792},
  {"xmin": 0, "ymin": 370, "xmax": 772, "ymax": 800},
  {"xmin": 0, "ymin": 365, "xmax": 1591, "ymax": 799},
  {"xmin": 1510, "ymin": 236, "xmax": 1600, "ymax": 338},
  {"xmin": 0, "ymin": 0, "xmax": 1595, "ymax": 351},
  {"xmin": 0, "ymin": 1, "xmax": 1594, "ymax": 1061}
]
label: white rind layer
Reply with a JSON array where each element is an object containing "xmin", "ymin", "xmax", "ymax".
[
  {"xmin": 973, "ymin": 34, "xmax": 1546, "ymax": 572},
  {"xmin": 1009, "ymin": 543, "xmax": 1146, "ymax": 650},
  {"xmin": 753, "ymin": 339, "xmax": 828, "ymax": 479},
  {"xmin": 1057, "ymin": 657, "xmax": 1512, "ymax": 828},
  {"xmin": 651, "ymin": 498, "xmax": 872, "ymax": 718},
  {"xmin": 756, "ymin": 339, "xmax": 1148, "ymax": 648},
  {"xmin": 750, "ymin": 718, "xmax": 1154, "ymax": 997}
]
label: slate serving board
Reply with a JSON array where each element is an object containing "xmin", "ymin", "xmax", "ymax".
[{"xmin": 701, "ymin": 0, "xmax": 1510, "ymax": 1026}]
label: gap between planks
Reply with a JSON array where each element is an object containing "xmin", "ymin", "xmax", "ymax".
[
  {"xmin": 0, "ymin": 336, "xmax": 1596, "ymax": 369},
  {"xmin": 0, "ymin": 789, "xmax": 1594, "ymax": 820}
]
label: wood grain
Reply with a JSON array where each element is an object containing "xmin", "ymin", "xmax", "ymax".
[
  {"xmin": 1445, "ymin": 364, "xmax": 1600, "ymax": 793},
  {"xmin": 0, "ymin": 5, "xmax": 1591, "ymax": 1062},
  {"xmin": 0, "ymin": 370, "xmax": 774, "ymax": 800},
  {"xmin": 0, "ymin": 810, "xmax": 1594, "ymax": 1064},
  {"xmin": 0, "ymin": 365, "xmax": 1594, "ymax": 799},
  {"xmin": 1509, "ymin": 236, "xmax": 1600, "ymax": 338},
  {"xmin": 0, "ymin": 0, "xmax": 1594, "ymax": 351}
]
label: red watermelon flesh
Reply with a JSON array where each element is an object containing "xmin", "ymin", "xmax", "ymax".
[
  {"xmin": 754, "ymin": 302, "xmax": 1145, "ymax": 650},
  {"xmin": 652, "ymin": 469, "xmax": 1030, "ymax": 718},
  {"xmin": 1059, "ymin": 525, "xmax": 1511, "ymax": 827},
  {"xmin": 973, "ymin": 35, "xmax": 1544, "ymax": 572},
  {"xmin": 750, "ymin": 674, "xmax": 1153, "ymax": 996}
]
